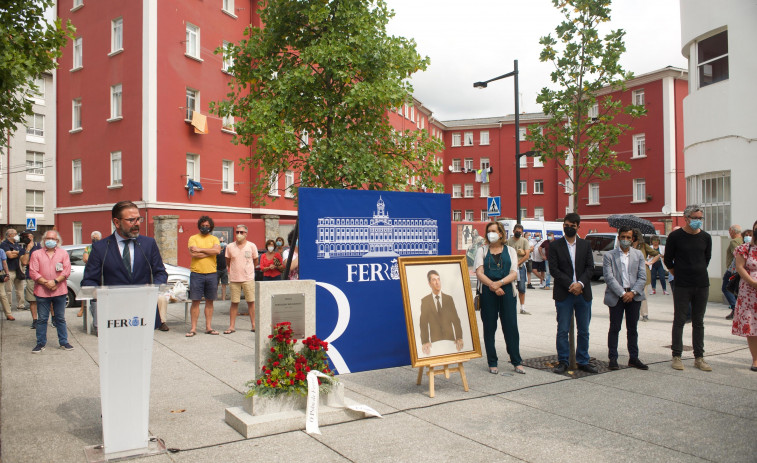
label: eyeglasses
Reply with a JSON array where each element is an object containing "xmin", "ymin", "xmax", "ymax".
[
  {"xmin": 119, "ymin": 217, "xmax": 144, "ymax": 224},
  {"xmin": 236, "ymin": 231, "xmax": 247, "ymax": 235}
]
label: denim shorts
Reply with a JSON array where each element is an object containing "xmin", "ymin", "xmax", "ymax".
[
  {"xmin": 516, "ymin": 266, "xmax": 527, "ymax": 294},
  {"xmin": 189, "ymin": 272, "xmax": 218, "ymax": 301}
]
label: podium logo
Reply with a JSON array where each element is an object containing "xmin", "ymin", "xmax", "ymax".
[{"xmin": 107, "ymin": 316, "xmax": 147, "ymax": 328}]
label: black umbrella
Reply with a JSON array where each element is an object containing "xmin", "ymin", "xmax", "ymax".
[{"xmin": 607, "ymin": 214, "xmax": 656, "ymax": 235}]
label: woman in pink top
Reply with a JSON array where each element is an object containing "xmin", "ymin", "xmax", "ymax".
[{"xmin": 28, "ymin": 230, "xmax": 72, "ymax": 353}]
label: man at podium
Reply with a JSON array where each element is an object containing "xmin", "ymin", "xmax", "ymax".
[{"xmin": 82, "ymin": 201, "xmax": 168, "ymax": 325}]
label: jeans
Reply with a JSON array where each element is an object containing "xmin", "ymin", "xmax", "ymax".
[
  {"xmin": 608, "ymin": 299, "xmax": 641, "ymax": 361},
  {"xmin": 721, "ymin": 271, "xmax": 737, "ymax": 309},
  {"xmin": 89, "ymin": 300, "xmax": 98, "ymax": 329},
  {"xmin": 36, "ymin": 295, "xmax": 68, "ymax": 346},
  {"xmin": 650, "ymin": 262, "xmax": 667, "ymax": 291},
  {"xmin": 671, "ymin": 285, "xmax": 708, "ymax": 358},
  {"xmin": 555, "ymin": 294, "xmax": 592, "ymax": 365},
  {"xmin": 544, "ymin": 261, "xmax": 551, "ymax": 287},
  {"xmin": 516, "ymin": 266, "xmax": 526, "ymax": 293}
]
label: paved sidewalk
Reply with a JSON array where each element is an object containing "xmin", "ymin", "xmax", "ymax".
[{"xmin": 2, "ymin": 282, "xmax": 755, "ymax": 462}]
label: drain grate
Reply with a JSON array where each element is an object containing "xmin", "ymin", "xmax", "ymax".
[{"xmin": 521, "ymin": 355, "xmax": 627, "ymax": 379}]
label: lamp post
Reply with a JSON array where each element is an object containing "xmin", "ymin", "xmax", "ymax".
[{"xmin": 474, "ymin": 59, "xmax": 523, "ymax": 223}]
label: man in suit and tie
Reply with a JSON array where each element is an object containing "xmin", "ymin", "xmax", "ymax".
[
  {"xmin": 603, "ymin": 226, "xmax": 649, "ymax": 370},
  {"xmin": 419, "ymin": 270, "xmax": 464, "ymax": 355},
  {"xmin": 548, "ymin": 212, "xmax": 597, "ymax": 374},
  {"xmin": 82, "ymin": 201, "xmax": 168, "ymax": 329}
]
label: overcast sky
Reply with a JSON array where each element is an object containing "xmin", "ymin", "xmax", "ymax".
[{"xmin": 384, "ymin": 0, "xmax": 687, "ymax": 122}]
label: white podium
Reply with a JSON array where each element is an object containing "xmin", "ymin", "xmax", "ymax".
[{"xmin": 85, "ymin": 285, "xmax": 164, "ymax": 461}]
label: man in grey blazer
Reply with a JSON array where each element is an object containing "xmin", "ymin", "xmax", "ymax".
[{"xmin": 603, "ymin": 226, "xmax": 649, "ymax": 370}]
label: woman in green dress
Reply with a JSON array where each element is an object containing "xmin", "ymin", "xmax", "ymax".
[{"xmin": 475, "ymin": 221, "xmax": 524, "ymax": 374}]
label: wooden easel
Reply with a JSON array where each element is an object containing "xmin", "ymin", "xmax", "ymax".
[{"xmin": 416, "ymin": 362, "xmax": 469, "ymax": 398}]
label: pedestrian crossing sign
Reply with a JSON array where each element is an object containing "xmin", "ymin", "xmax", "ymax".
[
  {"xmin": 487, "ymin": 196, "xmax": 501, "ymax": 217},
  {"xmin": 26, "ymin": 217, "xmax": 37, "ymax": 231}
]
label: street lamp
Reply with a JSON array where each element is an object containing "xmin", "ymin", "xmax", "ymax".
[{"xmin": 474, "ymin": 59, "xmax": 524, "ymax": 224}]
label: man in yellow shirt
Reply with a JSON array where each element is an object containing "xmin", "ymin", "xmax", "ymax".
[{"xmin": 186, "ymin": 216, "xmax": 221, "ymax": 337}]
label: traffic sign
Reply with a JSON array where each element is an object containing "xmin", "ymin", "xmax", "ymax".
[
  {"xmin": 487, "ymin": 196, "xmax": 501, "ymax": 217},
  {"xmin": 26, "ymin": 218, "xmax": 37, "ymax": 231}
]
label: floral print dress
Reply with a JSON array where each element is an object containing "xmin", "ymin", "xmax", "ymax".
[{"xmin": 732, "ymin": 243, "xmax": 757, "ymax": 337}]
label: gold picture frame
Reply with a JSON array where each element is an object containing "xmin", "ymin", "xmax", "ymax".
[{"xmin": 398, "ymin": 255, "xmax": 482, "ymax": 368}]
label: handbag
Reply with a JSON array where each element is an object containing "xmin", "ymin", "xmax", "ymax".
[
  {"xmin": 727, "ymin": 272, "xmax": 740, "ymax": 296},
  {"xmin": 15, "ymin": 267, "xmax": 25, "ymax": 281}
]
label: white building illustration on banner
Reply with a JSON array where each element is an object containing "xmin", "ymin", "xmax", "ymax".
[{"xmin": 316, "ymin": 197, "xmax": 439, "ymax": 259}]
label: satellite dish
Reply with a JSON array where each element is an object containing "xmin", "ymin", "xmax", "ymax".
[{"xmin": 661, "ymin": 205, "xmax": 671, "ymax": 215}]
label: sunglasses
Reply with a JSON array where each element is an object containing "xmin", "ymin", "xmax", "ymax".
[{"xmin": 236, "ymin": 231, "xmax": 247, "ymax": 235}]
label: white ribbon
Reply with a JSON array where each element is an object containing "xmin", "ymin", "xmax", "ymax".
[{"xmin": 305, "ymin": 370, "xmax": 382, "ymax": 435}]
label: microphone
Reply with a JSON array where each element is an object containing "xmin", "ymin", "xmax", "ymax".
[{"xmin": 135, "ymin": 238, "xmax": 153, "ymax": 285}]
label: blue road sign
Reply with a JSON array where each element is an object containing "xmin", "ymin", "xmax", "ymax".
[
  {"xmin": 26, "ymin": 218, "xmax": 37, "ymax": 231},
  {"xmin": 487, "ymin": 196, "xmax": 501, "ymax": 217}
]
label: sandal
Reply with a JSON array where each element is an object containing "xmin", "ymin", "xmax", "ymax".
[
  {"xmin": 514, "ymin": 366, "xmax": 526, "ymax": 374},
  {"xmin": 185, "ymin": 331, "xmax": 196, "ymax": 337},
  {"xmin": 205, "ymin": 329, "xmax": 220, "ymax": 335},
  {"xmin": 488, "ymin": 367, "xmax": 498, "ymax": 374},
  {"xmin": 223, "ymin": 329, "xmax": 235, "ymax": 334}
]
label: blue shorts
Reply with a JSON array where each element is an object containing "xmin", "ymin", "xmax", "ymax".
[
  {"xmin": 190, "ymin": 272, "xmax": 218, "ymax": 301},
  {"xmin": 517, "ymin": 266, "xmax": 527, "ymax": 294}
]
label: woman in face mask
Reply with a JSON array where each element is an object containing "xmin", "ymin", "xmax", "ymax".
[
  {"xmin": 474, "ymin": 221, "xmax": 524, "ymax": 375},
  {"xmin": 260, "ymin": 239, "xmax": 284, "ymax": 281},
  {"xmin": 632, "ymin": 229, "xmax": 660, "ymax": 322},
  {"xmin": 275, "ymin": 236, "xmax": 287, "ymax": 254},
  {"xmin": 731, "ymin": 220, "xmax": 757, "ymax": 371}
]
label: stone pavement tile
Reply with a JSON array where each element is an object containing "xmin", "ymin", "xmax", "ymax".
[
  {"xmin": 313, "ymin": 411, "xmax": 515, "ymax": 463},
  {"xmin": 405, "ymin": 395, "xmax": 708, "ymax": 463},
  {"xmin": 1, "ymin": 423, "xmax": 105, "ymax": 463},
  {"xmin": 503, "ymin": 379, "xmax": 756, "ymax": 463}
]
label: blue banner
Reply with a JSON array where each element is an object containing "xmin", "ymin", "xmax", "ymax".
[{"xmin": 299, "ymin": 188, "xmax": 451, "ymax": 373}]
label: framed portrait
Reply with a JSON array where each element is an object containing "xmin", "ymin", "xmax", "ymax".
[{"xmin": 398, "ymin": 255, "xmax": 482, "ymax": 368}]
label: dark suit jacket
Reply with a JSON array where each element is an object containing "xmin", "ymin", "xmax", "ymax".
[
  {"xmin": 82, "ymin": 234, "xmax": 168, "ymax": 287},
  {"xmin": 548, "ymin": 237, "xmax": 594, "ymax": 302},
  {"xmin": 418, "ymin": 292, "xmax": 463, "ymax": 344}
]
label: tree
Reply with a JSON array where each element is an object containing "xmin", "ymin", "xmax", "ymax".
[
  {"xmin": 527, "ymin": 0, "xmax": 646, "ymax": 213},
  {"xmin": 212, "ymin": 0, "xmax": 444, "ymax": 203},
  {"xmin": 0, "ymin": 0, "xmax": 74, "ymax": 148}
]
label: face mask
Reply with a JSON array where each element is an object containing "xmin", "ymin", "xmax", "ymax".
[
  {"xmin": 92, "ymin": 238, "xmax": 99, "ymax": 244},
  {"xmin": 220, "ymin": 242, "xmax": 227, "ymax": 248},
  {"xmin": 513, "ymin": 231, "xmax": 522, "ymax": 239},
  {"xmin": 20, "ymin": 235, "xmax": 31, "ymax": 245},
  {"xmin": 745, "ymin": 236, "xmax": 753, "ymax": 244},
  {"xmin": 688, "ymin": 219, "xmax": 702, "ymax": 230},
  {"xmin": 276, "ymin": 240, "xmax": 283, "ymax": 246},
  {"xmin": 267, "ymin": 246, "xmax": 274, "ymax": 252},
  {"xmin": 200, "ymin": 226, "xmax": 211, "ymax": 235},
  {"xmin": 295, "ymin": 239, "xmax": 299, "ymax": 247},
  {"xmin": 13, "ymin": 235, "xmax": 20, "ymax": 242},
  {"xmin": 548, "ymin": 236, "xmax": 554, "ymax": 241},
  {"xmin": 487, "ymin": 232, "xmax": 500, "ymax": 243},
  {"xmin": 44, "ymin": 240, "xmax": 57, "ymax": 249},
  {"xmin": 619, "ymin": 239, "xmax": 632, "ymax": 249},
  {"xmin": 563, "ymin": 226, "xmax": 577, "ymax": 238}
]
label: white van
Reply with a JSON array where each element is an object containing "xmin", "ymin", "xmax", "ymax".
[{"xmin": 498, "ymin": 219, "xmax": 564, "ymax": 242}]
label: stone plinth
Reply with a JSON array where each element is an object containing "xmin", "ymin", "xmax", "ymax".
[{"xmin": 153, "ymin": 215, "xmax": 179, "ymax": 265}]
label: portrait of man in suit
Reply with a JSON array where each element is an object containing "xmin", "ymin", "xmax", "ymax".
[{"xmin": 419, "ymin": 270, "xmax": 464, "ymax": 355}]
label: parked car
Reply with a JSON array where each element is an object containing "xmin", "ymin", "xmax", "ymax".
[
  {"xmin": 585, "ymin": 233, "xmax": 617, "ymax": 280},
  {"xmin": 62, "ymin": 244, "xmax": 190, "ymax": 308}
]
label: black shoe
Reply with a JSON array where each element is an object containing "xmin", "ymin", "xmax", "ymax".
[
  {"xmin": 552, "ymin": 362, "xmax": 568, "ymax": 374},
  {"xmin": 527, "ymin": 284, "xmax": 535, "ymax": 289},
  {"xmin": 608, "ymin": 359, "xmax": 619, "ymax": 370},
  {"xmin": 577, "ymin": 363, "xmax": 598, "ymax": 374},
  {"xmin": 628, "ymin": 358, "xmax": 649, "ymax": 370},
  {"xmin": 725, "ymin": 310, "xmax": 734, "ymax": 320}
]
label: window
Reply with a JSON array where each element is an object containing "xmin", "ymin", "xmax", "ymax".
[
  {"xmin": 480, "ymin": 131, "xmax": 489, "ymax": 146},
  {"xmin": 632, "ymin": 89, "xmax": 645, "ymax": 106},
  {"xmin": 30, "ymin": 76, "xmax": 45, "ymax": 104},
  {"xmin": 222, "ymin": 160, "xmax": 234, "ymax": 191},
  {"xmin": 520, "ymin": 181, "xmax": 527, "ymax": 195},
  {"xmin": 73, "ymin": 37, "xmax": 82, "ymax": 69},
  {"xmin": 110, "ymin": 84, "xmax": 122, "ymax": 119},
  {"xmin": 452, "ymin": 210, "xmax": 461, "ymax": 221},
  {"xmin": 534, "ymin": 207, "xmax": 544, "ymax": 220},
  {"xmin": 111, "ymin": 17, "xmax": 123, "ymax": 53},
  {"xmin": 534, "ymin": 180, "xmax": 544, "ymax": 194},
  {"xmin": 397, "ymin": 106, "xmax": 403, "ymax": 116},
  {"xmin": 632, "ymin": 134, "xmax": 646, "ymax": 158},
  {"xmin": 285, "ymin": 170, "xmax": 295, "ymax": 198},
  {"xmin": 73, "ymin": 0, "xmax": 83, "ymax": 8},
  {"xmin": 300, "ymin": 130, "xmax": 309, "ymax": 149},
  {"xmin": 451, "ymin": 133, "xmax": 461, "ymax": 147},
  {"xmin": 26, "ymin": 190, "xmax": 44, "ymax": 213},
  {"xmin": 222, "ymin": 114, "xmax": 234, "ymax": 132},
  {"xmin": 185, "ymin": 88, "xmax": 198, "ymax": 120},
  {"xmin": 72, "ymin": 99, "xmax": 82, "ymax": 130},
  {"xmin": 588, "ymin": 103, "xmax": 599, "ymax": 121},
  {"xmin": 480, "ymin": 158, "xmax": 490, "ymax": 170},
  {"xmin": 533, "ymin": 156, "xmax": 543, "ymax": 168},
  {"xmin": 633, "ymin": 178, "xmax": 646, "ymax": 202},
  {"xmin": 410, "ymin": 105, "xmax": 415, "ymax": 122},
  {"xmin": 463, "ymin": 158, "xmax": 473, "ymax": 171},
  {"xmin": 269, "ymin": 171, "xmax": 279, "ymax": 196},
  {"xmin": 463, "ymin": 132, "xmax": 473, "ymax": 146},
  {"xmin": 403, "ymin": 103, "xmax": 409, "ymax": 118},
  {"xmin": 26, "ymin": 151, "xmax": 44, "ymax": 177},
  {"xmin": 520, "ymin": 208, "xmax": 528, "ymax": 219},
  {"xmin": 72, "ymin": 159, "xmax": 82, "ymax": 191},
  {"xmin": 465, "ymin": 210, "xmax": 474, "ymax": 222},
  {"xmin": 697, "ymin": 30, "xmax": 728, "ymax": 88},
  {"xmin": 464, "ymin": 184, "xmax": 474, "ymax": 198},
  {"xmin": 186, "ymin": 153, "xmax": 200, "ymax": 181},
  {"xmin": 26, "ymin": 113, "xmax": 44, "ymax": 139},
  {"xmin": 588, "ymin": 182, "xmax": 599, "ymax": 205},
  {"xmin": 519, "ymin": 155, "xmax": 527, "ymax": 168},
  {"xmin": 686, "ymin": 171, "xmax": 731, "ymax": 233},
  {"xmin": 185, "ymin": 23, "xmax": 200, "ymax": 59},
  {"xmin": 480, "ymin": 183, "xmax": 489, "ymax": 198},
  {"xmin": 222, "ymin": 41, "xmax": 233, "ymax": 72},
  {"xmin": 451, "ymin": 159, "xmax": 461, "ymax": 172},
  {"xmin": 480, "ymin": 210, "xmax": 489, "ymax": 222},
  {"xmin": 223, "ymin": 0, "xmax": 235, "ymax": 14},
  {"xmin": 518, "ymin": 127, "xmax": 527, "ymax": 141},
  {"xmin": 452, "ymin": 184, "xmax": 461, "ymax": 198},
  {"xmin": 110, "ymin": 151, "xmax": 122, "ymax": 186},
  {"xmin": 73, "ymin": 222, "xmax": 82, "ymax": 245},
  {"xmin": 563, "ymin": 178, "xmax": 572, "ymax": 194}
]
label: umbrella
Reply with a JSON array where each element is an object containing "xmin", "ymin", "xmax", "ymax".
[{"xmin": 607, "ymin": 214, "xmax": 656, "ymax": 235}]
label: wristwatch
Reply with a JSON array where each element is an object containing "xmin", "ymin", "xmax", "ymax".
[{"xmin": 630, "ymin": 290, "xmax": 638, "ymax": 295}]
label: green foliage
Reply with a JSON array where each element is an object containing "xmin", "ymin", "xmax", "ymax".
[
  {"xmin": 211, "ymin": 0, "xmax": 444, "ymax": 203},
  {"xmin": 527, "ymin": 0, "xmax": 646, "ymax": 212},
  {"xmin": 0, "ymin": 0, "xmax": 74, "ymax": 148}
]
